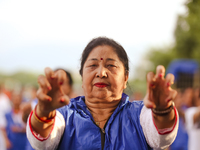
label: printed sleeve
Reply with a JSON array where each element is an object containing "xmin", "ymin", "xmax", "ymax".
[
  {"xmin": 140, "ymin": 105, "xmax": 179, "ymax": 150},
  {"xmin": 26, "ymin": 110, "xmax": 65, "ymax": 150}
]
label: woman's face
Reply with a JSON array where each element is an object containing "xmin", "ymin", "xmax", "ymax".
[{"xmin": 82, "ymin": 45, "xmax": 128, "ymax": 102}]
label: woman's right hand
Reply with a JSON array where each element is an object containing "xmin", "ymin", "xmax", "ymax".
[{"xmin": 36, "ymin": 67, "xmax": 70, "ymax": 116}]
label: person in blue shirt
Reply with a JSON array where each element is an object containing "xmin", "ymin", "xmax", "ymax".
[
  {"xmin": 5, "ymin": 91, "xmax": 27, "ymax": 150},
  {"xmin": 27, "ymin": 37, "xmax": 179, "ymax": 150}
]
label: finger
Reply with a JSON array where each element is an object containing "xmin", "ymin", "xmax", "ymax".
[
  {"xmin": 36, "ymin": 88, "xmax": 52, "ymax": 101},
  {"xmin": 54, "ymin": 69, "xmax": 67, "ymax": 86},
  {"xmin": 155, "ymin": 65, "xmax": 165, "ymax": 79},
  {"xmin": 38, "ymin": 75, "xmax": 52, "ymax": 91},
  {"xmin": 59, "ymin": 95, "xmax": 70, "ymax": 105},
  {"xmin": 165, "ymin": 73, "xmax": 175, "ymax": 88},
  {"xmin": 45, "ymin": 67, "xmax": 55, "ymax": 80},
  {"xmin": 146, "ymin": 72, "xmax": 156, "ymax": 91},
  {"xmin": 143, "ymin": 95, "xmax": 156, "ymax": 108},
  {"xmin": 165, "ymin": 89, "xmax": 177, "ymax": 103}
]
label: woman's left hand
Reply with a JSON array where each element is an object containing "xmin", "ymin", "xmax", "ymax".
[{"xmin": 143, "ymin": 65, "xmax": 177, "ymax": 110}]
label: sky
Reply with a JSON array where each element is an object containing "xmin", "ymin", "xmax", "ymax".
[{"xmin": 0, "ymin": 0, "xmax": 186, "ymax": 78}]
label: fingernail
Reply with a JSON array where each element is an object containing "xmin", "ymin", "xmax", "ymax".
[
  {"xmin": 150, "ymin": 83, "xmax": 154, "ymax": 86},
  {"xmin": 59, "ymin": 82, "xmax": 63, "ymax": 85},
  {"xmin": 149, "ymin": 106, "xmax": 153, "ymax": 109},
  {"xmin": 47, "ymin": 98, "xmax": 51, "ymax": 101},
  {"xmin": 48, "ymin": 86, "xmax": 51, "ymax": 90},
  {"xmin": 167, "ymin": 99, "xmax": 172, "ymax": 102},
  {"xmin": 150, "ymin": 83, "xmax": 155, "ymax": 88},
  {"xmin": 167, "ymin": 82, "xmax": 171, "ymax": 87},
  {"xmin": 159, "ymin": 74, "xmax": 163, "ymax": 78},
  {"xmin": 60, "ymin": 98, "xmax": 64, "ymax": 103}
]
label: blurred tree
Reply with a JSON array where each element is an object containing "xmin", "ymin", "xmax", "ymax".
[
  {"xmin": 0, "ymin": 71, "xmax": 39, "ymax": 87},
  {"xmin": 145, "ymin": 0, "xmax": 200, "ymax": 69},
  {"xmin": 130, "ymin": 0, "xmax": 200, "ymax": 96},
  {"xmin": 174, "ymin": 0, "xmax": 200, "ymax": 60}
]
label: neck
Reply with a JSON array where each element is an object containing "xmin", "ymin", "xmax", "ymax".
[{"xmin": 85, "ymin": 98, "xmax": 120, "ymax": 128}]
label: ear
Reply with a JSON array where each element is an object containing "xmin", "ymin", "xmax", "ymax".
[{"xmin": 123, "ymin": 73, "xmax": 129, "ymax": 89}]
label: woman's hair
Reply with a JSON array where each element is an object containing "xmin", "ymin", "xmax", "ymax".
[
  {"xmin": 54, "ymin": 68, "xmax": 73, "ymax": 87},
  {"xmin": 79, "ymin": 37, "xmax": 129, "ymax": 76}
]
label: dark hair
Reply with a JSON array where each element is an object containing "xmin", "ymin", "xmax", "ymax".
[
  {"xmin": 54, "ymin": 68, "xmax": 73, "ymax": 86},
  {"xmin": 79, "ymin": 37, "xmax": 129, "ymax": 76}
]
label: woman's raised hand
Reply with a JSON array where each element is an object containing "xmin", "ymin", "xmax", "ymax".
[
  {"xmin": 36, "ymin": 67, "xmax": 70, "ymax": 114},
  {"xmin": 144, "ymin": 65, "xmax": 177, "ymax": 110}
]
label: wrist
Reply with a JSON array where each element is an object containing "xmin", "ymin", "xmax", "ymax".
[
  {"xmin": 152, "ymin": 101, "xmax": 175, "ymax": 116},
  {"xmin": 34, "ymin": 104, "xmax": 56, "ymax": 123}
]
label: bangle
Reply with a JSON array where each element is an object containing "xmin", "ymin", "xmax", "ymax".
[
  {"xmin": 152, "ymin": 101, "xmax": 175, "ymax": 115},
  {"xmin": 33, "ymin": 105, "xmax": 56, "ymax": 123}
]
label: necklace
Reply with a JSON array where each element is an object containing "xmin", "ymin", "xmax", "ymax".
[
  {"xmin": 87, "ymin": 108, "xmax": 109, "ymax": 126},
  {"xmin": 95, "ymin": 118, "xmax": 109, "ymax": 126}
]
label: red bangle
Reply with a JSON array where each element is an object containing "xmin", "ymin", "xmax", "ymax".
[{"xmin": 34, "ymin": 105, "xmax": 56, "ymax": 123}]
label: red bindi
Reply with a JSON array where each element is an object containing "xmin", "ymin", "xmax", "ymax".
[{"xmin": 100, "ymin": 58, "xmax": 103, "ymax": 60}]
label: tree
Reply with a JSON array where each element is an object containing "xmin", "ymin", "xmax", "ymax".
[{"xmin": 145, "ymin": 0, "xmax": 200, "ymax": 69}]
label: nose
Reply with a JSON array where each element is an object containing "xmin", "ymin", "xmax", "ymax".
[{"xmin": 96, "ymin": 65, "xmax": 107, "ymax": 78}]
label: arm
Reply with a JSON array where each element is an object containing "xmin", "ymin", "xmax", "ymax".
[
  {"xmin": 193, "ymin": 107, "xmax": 200, "ymax": 124},
  {"xmin": 140, "ymin": 105, "xmax": 179, "ymax": 150},
  {"xmin": 1, "ymin": 128, "xmax": 12, "ymax": 149},
  {"xmin": 144, "ymin": 65, "xmax": 177, "ymax": 129},
  {"xmin": 142, "ymin": 65, "xmax": 178, "ymax": 149},
  {"xmin": 27, "ymin": 68, "xmax": 70, "ymax": 149},
  {"xmin": 27, "ymin": 110, "xmax": 65, "ymax": 150}
]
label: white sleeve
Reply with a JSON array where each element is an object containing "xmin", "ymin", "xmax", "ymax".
[
  {"xmin": 140, "ymin": 105, "xmax": 179, "ymax": 150},
  {"xmin": 185, "ymin": 107, "xmax": 198, "ymax": 130},
  {"xmin": 26, "ymin": 110, "xmax": 65, "ymax": 150}
]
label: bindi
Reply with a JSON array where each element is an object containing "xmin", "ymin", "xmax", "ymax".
[{"xmin": 100, "ymin": 58, "xmax": 103, "ymax": 60}]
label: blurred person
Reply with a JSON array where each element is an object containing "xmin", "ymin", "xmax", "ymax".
[
  {"xmin": 26, "ymin": 37, "xmax": 178, "ymax": 150},
  {"xmin": 0, "ymin": 83, "xmax": 12, "ymax": 150},
  {"xmin": 169, "ymin": 88, "xmax": 192, "ymax": 150},
  {"xmin": 129, "ymin": 91, "xmax": 144, "ymax": 102},
  {"xmin": 4, "ymin": 90, "xmax": 27, "ymax": 150},
  {"xmin": 184, "ymin": 88, "xmax": 200, "ymax": 150}
]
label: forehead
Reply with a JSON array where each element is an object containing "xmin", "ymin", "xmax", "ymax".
[{"xmin": 87, "ymin": 45, "xmax": 119, "ymax": 60}]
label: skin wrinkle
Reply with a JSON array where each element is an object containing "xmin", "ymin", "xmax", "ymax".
[{"xmin": 82, "ymin": 45, "xmax": 128, "ymax": 128}]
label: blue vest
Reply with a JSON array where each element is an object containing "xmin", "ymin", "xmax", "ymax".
[{"xmin": 57, "ymin": 93, "xmax": 152, "ymax": 150}]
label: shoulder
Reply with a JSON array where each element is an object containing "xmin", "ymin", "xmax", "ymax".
[
  {"xmin": 57, "ymin": 96, "xmax": 85, "ymax": 117},
  {"xmin": 121, "ymin": 100, "xmax": 145, "ymax": 120},
  {"xmin": 125, "ymin": 100, "xmax": 144, "ymax": 111}
]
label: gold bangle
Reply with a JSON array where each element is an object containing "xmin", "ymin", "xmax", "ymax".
[
  {"xmin": 33, "ymin": 105, "xmax": 55, "ymax": 123},
  {"xmin": 33, "ymin": 110, "xmax": 45, "ymax": 123},
  {"xmin": 152, "ymin": 101, "xmax": 175, "ymax": 115}
]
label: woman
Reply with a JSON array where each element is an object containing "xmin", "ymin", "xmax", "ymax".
[{"xmin": 27, "ymin": 37, "xmax": 178, "ymax": 150}]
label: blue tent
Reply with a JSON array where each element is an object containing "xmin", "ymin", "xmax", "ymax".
[{"xmin": 167, "ymin": 59, "xmax": 199, "ymax": 81}]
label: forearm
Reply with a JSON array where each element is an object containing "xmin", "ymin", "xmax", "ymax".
[
  {"xmin": 31, "ymin": 113, "xmax": 54, "ymax": 138},
  {"xmin": 153, "ymin": 109, "xmax": 176, "ymax": 129},
  {"xmin": 27, "ymin": 110, "xmax": 65, "ymax": 150},
  {"xmin": 1, "ymin": 128, "xmax": 11, "ymax": 149},
  {"xmin": 193, "ymin": 108, "xmax": 200, "ymax": 124},
  {"xmin": 140, "ymin": 105, "xmax": 179, "ymax": 149}
]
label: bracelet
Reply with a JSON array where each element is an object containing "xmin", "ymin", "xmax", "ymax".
[
  {"xmin": 33, "ymin": 105, "xmax": 56, "ymax": 123},
  {"xmin": 152, "ymin": 101, "xmax": 175, "ymax": 115}
]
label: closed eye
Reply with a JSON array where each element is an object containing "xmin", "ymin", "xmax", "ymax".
[
  {"xmin": 90, "ymin": 64, "xmax": 98, "ymax": 67},
  {"xmin": 107, "ymin": 64, "xmax": 116, "ymax": 67}
]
